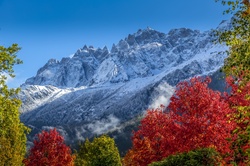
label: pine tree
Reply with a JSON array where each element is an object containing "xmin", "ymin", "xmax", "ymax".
[{"xmin": 0, "ymin": 43, "xmax": 29, "ymax": 165}]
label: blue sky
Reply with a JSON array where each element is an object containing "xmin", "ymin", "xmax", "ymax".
[{"xmin": 0, "ymin": 0, "xmax": 231, "ymax": 87}]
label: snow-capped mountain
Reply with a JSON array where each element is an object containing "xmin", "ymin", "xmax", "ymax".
[{"xmin": 19, "ymin": 22, "xmax": 228, "ymax": 148}]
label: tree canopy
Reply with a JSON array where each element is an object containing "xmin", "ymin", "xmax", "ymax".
[
  {"xmin": 123, "ymin": 77, "xmax": 235, "ymax": 166},
  {"xmin": 75, "ymin": 135, "xmax": 122, "ymax": 166},
  {"xmin": 149, "ymin": 148, "xmax": 222, "ymax": 166},
  {"xmin": 0, "ymin": 43, "xmax": 29, "ymax": 165},
  {"xmin": 23, "ymin": 129, "xmax": 75, "ymax": 166},
  {"xmin": 215, "ymin": 0, "xmax": 250, "ymax": 82},
  {"xmin": 215, "ymin": 1, "xmax": 250, "ymax": 164}
]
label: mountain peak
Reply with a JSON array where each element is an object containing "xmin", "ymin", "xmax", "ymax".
[
  {"xmin": 20, "ymin": 22, "xmax": 229, "ymax": 149},
  {"xmin": 103, "ymin": 45, "xmax": 108, "ymax": 51},
  {"xmin": 146, "ymin": 26, "xmax": 153, "ymax": 31},
  {"xmin": 23, "ymin": 23, "xmax": 228, "ymax": 88},
  {"xmin": 82, "ymin": 44, "xmax": 88, "ymax": 50},
  {"xmin": 46, "ymin": 58, "xmax": 59, "ymax": 65},
  {"xmin": 111, "ymin": 44, "xmax": 119, "ymax": 53},
  {"xmin": 134, "ymin": 27, "xmax": 158, "ymax": 37},
  {"xmin": 167, "ymin": 28, "xmax": 199, "ymax": 38},
  {"xmin": 117, "ymin": 39, "xmax": 130, "ymax": 50}
]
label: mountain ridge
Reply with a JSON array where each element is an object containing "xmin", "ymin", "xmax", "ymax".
[
  {"xmin": 19, "ymin": 23, "xmax": 229, "ymax": 151},
  {"xmin": 23, "ymin": 25, "xmax": 226, "ymax": 88}
]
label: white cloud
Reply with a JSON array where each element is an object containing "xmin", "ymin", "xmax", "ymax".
[
  {"xmin": 87, "ymin": 114, "xmax": 120, "ymax": 135},
  {"xmin": 149, "ymin": 82, "xmax": 175, "ymax": 109},
  {"xmin": 75, "ymin": 126, "xmax": 87, "ymax": 141}
]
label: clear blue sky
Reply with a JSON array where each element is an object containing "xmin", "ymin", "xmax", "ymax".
[{"xmin": 0, "ymin": 0, "xmax": 231, "ymax": 88}]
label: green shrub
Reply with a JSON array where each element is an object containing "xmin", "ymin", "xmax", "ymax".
[
  {"xmin": 149, "ymin": 148, "xmax": 221, "ymax": 166},
  {"xmin": 75, "ymin": 135, "xmax": 122, "ymax": 166}
]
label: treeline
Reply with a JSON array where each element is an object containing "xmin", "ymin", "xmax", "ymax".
[
  {"xmin": 11, "ymin": 74, "xmax": 249, "ymax": 166},
  {"xmin": 1, "ymin": 0, "xmax": 250, "ymax": 165}
]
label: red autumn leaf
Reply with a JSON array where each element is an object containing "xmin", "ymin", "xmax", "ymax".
[
  {"xmin": 124, "ymin": 77, "xmax": 235, "ymax": 166},
  {"xmin": 23, "ymin": 128, "xmax": 75, "ymax": 166}
]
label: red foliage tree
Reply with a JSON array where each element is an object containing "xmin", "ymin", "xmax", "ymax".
[
  {"xmin": 123, "ymin": 110, "xmax": 179, "ymax": 166},
  {"xmin": 168, "ymin": 77, "xmax": 234, "ymax": 154},
  {"xmin": 23, "ymin": 128, "xmax": 75, "ymax": 166},
  {"xmin": 123, "ymin": 77, "xmax": 235, "ymax": 166}
]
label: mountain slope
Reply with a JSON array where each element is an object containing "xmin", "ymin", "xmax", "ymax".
[{"xmin": 19, "ymin": 23, "xmax": 229, "ymax": 150}]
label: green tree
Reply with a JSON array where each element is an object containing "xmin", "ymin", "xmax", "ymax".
[
  {"xmin": 149, "ymin": 148, "xmax": 222, "ymax": 166},
  {"xmin": 0, "ymin": 43, "xmax": 29, "ymax": 165},
  {"xmin": 226, "ymin": 76, "xmax": 250, "ymax": 165},
  {"xmin": 215, "ymin": 0, "xmax": 250, "ymax": 165},
  {"xmin": 75, "ymin": 135, "xmax": 122, "ymax": 166},
  {"xmin": 215, "ymin": 0, "xmax": 250, "ymax": 81}
]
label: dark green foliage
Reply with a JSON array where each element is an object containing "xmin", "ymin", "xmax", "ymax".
[
  {"xmin": 75, "ymin": 135, "xmax": 122, "ymax": 166},
  {"xmin": 149, "ymin": 148, "xmax": 221, "ymax": 166}
]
